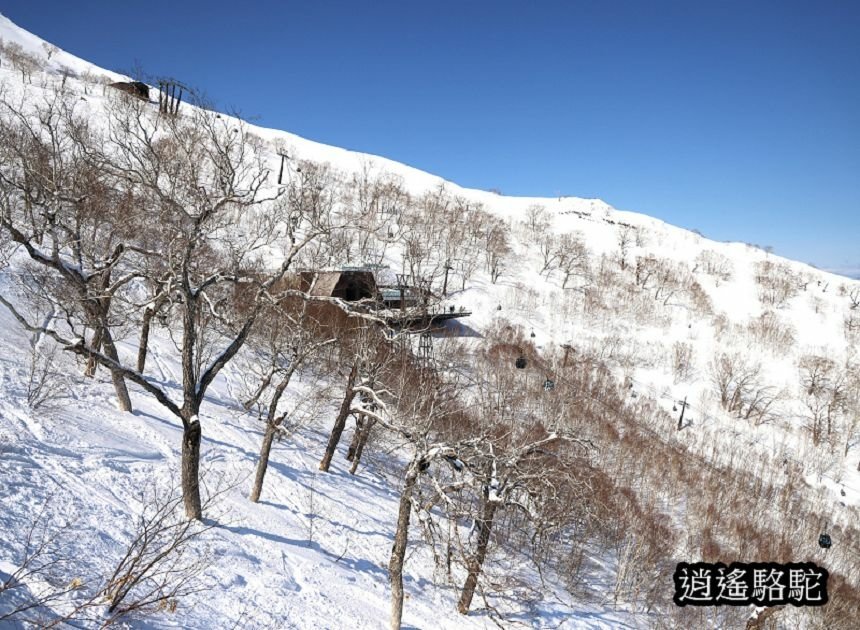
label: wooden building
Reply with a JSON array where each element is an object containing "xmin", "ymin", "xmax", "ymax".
[{"xmin": 298, "ymin": 267, "xmax": 471, "ymax": 328}]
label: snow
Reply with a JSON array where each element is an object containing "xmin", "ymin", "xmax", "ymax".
[
  {"xmin": 0, "ymin": 289, "xmax": 637, "ymax": 629},
  {"xmin": 0, "ymin": 13, "xmax": 126, "ymax": 83},
  {"xmin": 1, "ymin": 10, "xmax": 859, "ymax": 629}
]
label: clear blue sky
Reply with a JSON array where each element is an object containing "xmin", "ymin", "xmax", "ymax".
[{"xmin": 3, "ymin": 1, "xmax": 858, "ymax": 273}]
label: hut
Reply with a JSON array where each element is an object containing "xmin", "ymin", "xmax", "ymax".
[
  {"xmin": 108, "ymin": 81, "xmax": 150, "ymax": 101},
  {"xmin": 299, "ymin": 270, "xmax": 378, "ymax": 302}
]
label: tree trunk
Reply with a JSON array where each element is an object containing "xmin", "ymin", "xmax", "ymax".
[
  {"xmin": 250, "ymin": 421, "xmax": 277, "ymax": 503},
  {"xmin": 319, "ymin": 360, "xmax": 358, "ymax": 472},
  {"xmin": 389, "ymin": 462, "xmax": 418, "ymax": 630},
  {"xmin": 457, "ymin": 497, "xmax": 498, "ymax": 614},
  {"xmin": 84, "ymin": 327, "xmax": 104, "ymax": 377},
  {"xmin": 136, "ymin": 305, "xmax": 155, "ymax": 374},
  {"xmin": 346, "ymin": 414, "xmax": 365, "ymax": 461},
  {"xmin": 181, "ymin": 419, "xmax": 203, "ymax": 520},
  {"xmin": 349, "ymin": 417, "xmax": 376, "ymax": 475},
  {"xmin": 243, "ymin": 368, "xmax": 274, "ymax": 410},
  {"xmin": 249, "ymin": 368, "xmax": 294, "ymax": 502},
  {"xmin": 102, "ymin": 330, "xmax": 132, "ymax": 412}
]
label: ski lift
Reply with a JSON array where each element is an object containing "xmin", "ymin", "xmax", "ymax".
[
  {"xmin": 818, "ymin": 533, "xmax": 832, "ymax": 549},
  {"xmin": 530, "ymin": 330, "xmax": 536, "ymax": 338},
  {"xmin": 515, "ymin": 356, "xmax": 527, "ymax": 370},
  {"xmin": 496, "ymin": 304, "xmax": 502, "ymax": 311},
  {"xmin": 543, "ymin": 378, "xmax": 555, "ymax": 391}
]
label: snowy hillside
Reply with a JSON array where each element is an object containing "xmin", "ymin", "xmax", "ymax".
[
  {"xmin": 1, "ymin": 12, "xmax": 860, "ymax": 630},
  {"xmin": 1, "ymin": 301, "xmax": 638, "ymax": 629}
]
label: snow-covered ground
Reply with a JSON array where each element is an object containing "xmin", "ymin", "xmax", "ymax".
[
  {"xmin": 0, "ymin": 296, "xmax": 641, "ymax": 629},
  {"xmin": 1, "ymin": 11, "xmax": 860, "ymax": 629}
]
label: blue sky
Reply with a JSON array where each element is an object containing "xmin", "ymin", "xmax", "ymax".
[{"xmin": 3, "ymin": 1, "xmax": 858, "ymax": 273}]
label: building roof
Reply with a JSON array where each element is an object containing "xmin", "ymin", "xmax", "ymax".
[
  {"xmin": 299, "ymin": 270, "xmax": 378, "ymax": 301},
  {"xmin": 304, "ymin": 271, "xmax": 342, "ymax": 297}
]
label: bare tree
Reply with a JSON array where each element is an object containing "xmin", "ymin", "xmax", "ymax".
[
  {"xmin": 747, "ymin": 311, "xmax": 796, "ymax": 353},
  {"xmin": 538, "ymin": 232, "xmax": 560, "ymax": 277},
  {"xmin": 247, "ymin": 296, "xmax": 336, "ymax": 502},
  {"xmin": 394, "ymin": 185, "xmax": 451, "ymax": 282},
  {"xmin": 101, "ymin": 479, "xmax": 219, "ymax": 619},
  {"xmin": 286, "ymin": 160, "xmax": 346, "ymax": 269},
  {"xmin": 342, "ymin": 162, "xmax": 407, "ymax": 264},
  {"xmin": 0, "ymin": 86, "xmax": 339, "ymax": 520},
  {"xmin": 1, "ymin": 41, "xmax": 40, "ymax": 83},
  {"xmin": 0, "ymin": 495, "xmax": 83, "ymax": 626},
  {"xmin": 672, "ymin": 341, "xmax": 694, "ymax": 383},
  {"xmin": 694, "ymin": 249, "xmax": 734, "ymax": 282},
  {"xmin": 798, "ymin": 355, "xmax": 849, "ymax": 445},
  {"xmin": 318, "ymin": 315, "xmax": 395, "ymax": 472},
  {"xmin": 359, "ymin": 322, "xmax": 599, "ymax": 627},
  {"xmin": 1, "ymin": 478, "xmax": 217, "ymax": 627},
  {"xmin": 846, "ymin": 311, "xmax": 860, "ymax": 338},
  {"xmin": 755, "ymin": 260, "xmax": 798, "ymax": 308},
  {"xmin": 377, "ymin": 373, "xmax": 469, "ymax": 630},
  {"xmin": 135, "ymin": 274, "xmax": 171, "ymax": 374},
  {"xmin": 522, "ymin": 204, "xmax": 550, "ymax": 242},
  {"xmin": 556, "ymin": 232, "xmax": 591, "ymax": 290},
  {"xmin": 617, "ymin": 225, "xmax": 635, "ymax": 271},
  {"xmin": 0, "ymin": 90, "xmax": 139, "ymax": 411},
  {"xmin": 24, "ymin": 335, "xmax": 67, "ymax": 410},
  {"xmin": 710, "ymin": 352, "xmax": 768, "ymax": 419},
  {"xmin": 483, "ymin": 217, "xmax": 510, "ymax": 284},
  {"xmin": 97, "ymin": 100, "xmax": 339, "ymax": 519},
  {"xmin": 848, "ymin": 286, "xmax": 860, "ymax": 310},
  {"xmin": 41, "ymin": 42, "xmax": 58, "ymax": 61},
  {"xmin": 453, "ymin": 431, "xmax": 592, "ymax": 614},
  {"xmin": 429, "ymin": 333, "xmax": 597, "ymax": 616}
]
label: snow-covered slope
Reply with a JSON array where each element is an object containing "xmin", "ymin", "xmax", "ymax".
[
  {"xmin": 1, "ymin": 11, "xmax": 859, "ymax": 630},
  {"xmin": 1, "ymin": 302, "xmax": 639, "ymax": 629},
  {"xmin": 0, "ymin": 13, "xmax": 645, "ymax": 629},
  {"xmin": 0, "ymin": 13, "xmax": 126, "ymax": 82}
]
